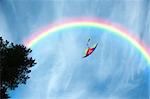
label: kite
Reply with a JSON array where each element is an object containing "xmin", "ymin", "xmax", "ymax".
[{"xmin": 83, "ymin": 37, "xmax": 98, "ymax": 58}]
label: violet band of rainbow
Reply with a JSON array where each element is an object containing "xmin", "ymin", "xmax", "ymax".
[{"xmin": 24, "ymin": 19, "xmax": 150, "ymax": 66}]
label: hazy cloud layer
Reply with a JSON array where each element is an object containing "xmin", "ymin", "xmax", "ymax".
[{"xmin": 0, "ymin": 0, "xmax": 149, "ymax": 99}]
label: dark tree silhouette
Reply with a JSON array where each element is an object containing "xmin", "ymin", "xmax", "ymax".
[{"xmin": 0, "ymin": 37, "xmax": 36, "ymax": 99}]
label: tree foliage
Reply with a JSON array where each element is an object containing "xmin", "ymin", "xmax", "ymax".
[{"xmin": 0, "ymin": 37, "xmax": 36, "ymax": 98}]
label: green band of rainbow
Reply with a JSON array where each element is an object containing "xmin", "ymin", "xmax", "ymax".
[{"xmin": 24, "ymin": 19, "xmax": 150, "ymax": 66}]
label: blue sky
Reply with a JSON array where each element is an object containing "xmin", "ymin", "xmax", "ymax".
[{"xmin": 0, "ymin": 0, "xmax": 149, "ymax": 99}]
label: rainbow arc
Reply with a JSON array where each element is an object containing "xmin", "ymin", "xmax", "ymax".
[{"xmin": 24, "ymin": 19, "xmax": 150, "ymax": 66}]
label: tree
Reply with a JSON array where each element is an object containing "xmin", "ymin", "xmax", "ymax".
[{"xmin": 0, "ymin": 37, "xmax": 36, "ymax": 99}]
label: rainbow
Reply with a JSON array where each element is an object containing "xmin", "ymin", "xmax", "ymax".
[{"xmin": 24, "ymin": 19, "xmax": 150, "ymax": 66}]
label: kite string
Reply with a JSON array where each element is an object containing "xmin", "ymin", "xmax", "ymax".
[{"xmin": 86, "ymin": 33, "xmax": 93, "ymax": 48}]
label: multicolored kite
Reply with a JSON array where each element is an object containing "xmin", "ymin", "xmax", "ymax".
[{"xmin": 83, "ymin": 43, "xmax": 98, "ymax": 58}]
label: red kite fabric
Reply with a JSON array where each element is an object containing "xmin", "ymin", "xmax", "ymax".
[{"xmin": 83, "ymin": 43, "xmax": 98, "ymax": 58}]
